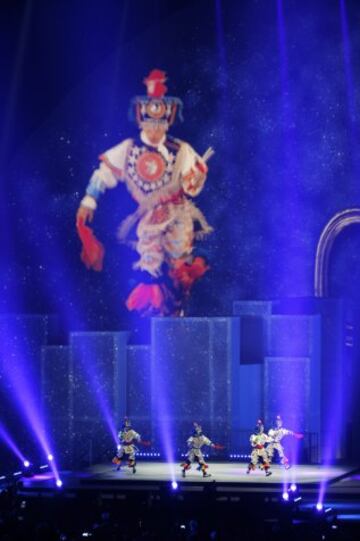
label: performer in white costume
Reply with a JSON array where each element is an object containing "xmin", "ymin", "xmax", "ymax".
[
  {"xmin": 112, "ymin": 418, "xmax": 149, "ymax": 473},
  {"xmin": 247, "ymin": 419, "xmax": 272, "ymax": 477},
  {"xmin": 181, "ymin": 422, "xmax": 223, "ymax": 478},
  {"xmin": 267, "ymin": 415, "xmax": 303, "ymax": 469}
]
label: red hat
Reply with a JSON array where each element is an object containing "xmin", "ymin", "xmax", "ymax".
[
  {"xmin": 131, "ymin": 69, "xmax": 183, "ymax": 126},
  {"xmin": 143, "ymin": 69, "xmax": 168, "ymax": 98}
]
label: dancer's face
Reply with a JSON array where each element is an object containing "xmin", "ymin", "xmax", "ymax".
[{"xmin": 141, "ymin": 122, "xmax": 168, "ymax": 145}]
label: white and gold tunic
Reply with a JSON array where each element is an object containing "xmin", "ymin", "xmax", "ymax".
[{"xmin": 81, "ymin": 131, "xmax": 212, "ymax": 277}]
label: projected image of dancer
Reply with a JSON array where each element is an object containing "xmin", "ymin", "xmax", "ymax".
[{"xmin": 76, "ymin": 69, "xmax": 214, "ymax": 316}]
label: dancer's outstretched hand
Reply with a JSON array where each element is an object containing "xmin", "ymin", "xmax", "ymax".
[
  {"xmin": 140, "ymin": 440, "xmax": 151, "ymax": 447},
  {"xmin": 76, "ymin": 205, "xmax": 94, "ymax": 226},
  {"xmin": 212, "ymin": 443, "xmax": 225, "ymax": 450}
]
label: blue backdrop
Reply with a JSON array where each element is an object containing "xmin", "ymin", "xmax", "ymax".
[{"xmin": 1, "ymin": 0, "xmax": 360, "ymax": 336}]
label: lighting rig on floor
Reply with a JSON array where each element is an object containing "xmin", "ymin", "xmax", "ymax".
[{"xmin": 0, "ymin": 454, "xmax": 62, "ymax": 488}]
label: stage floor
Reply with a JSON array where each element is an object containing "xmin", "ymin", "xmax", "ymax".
[
  {"xmin": 19, "ymin": 462, "xmax": 357, "ymax": 495},
  {"xmin": 87, "ymin": 461, "xmax": 346, "ymax": 484}
]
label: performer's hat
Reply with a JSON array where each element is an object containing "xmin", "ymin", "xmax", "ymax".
[{"xmin": 130, "ymin": 69, "xmax": 183, "ymax": 127}]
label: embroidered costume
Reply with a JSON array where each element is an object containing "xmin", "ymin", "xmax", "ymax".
[
  {"xmin": 77, "ymin": 69, "xmax": 213, "ymax": 316},
  {"xmin": 267, "ymin": 415, "xmax": 304, "ymax": 469},
  {"xmin": 181, "ymin": 422, "xmax": 223, "ymax": 478},
  {"xmin": 112, "ymin": 418, "xmax": 143, "ymax": 473},
  {"xmin": 247, "ymin": 419, "xmax": 272, "ymax": 477}
]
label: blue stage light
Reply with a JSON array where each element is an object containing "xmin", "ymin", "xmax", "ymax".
[
  {"xmin": 282, "ymin": 491, "xmax": 289, "ymax": 501},
  {"xmin": 290, "ymin": 483, "xmax": 297, "ymax": 492},
  {"xmin": 23, "ymin": 460, "xmax": 30, "ymax": 468},
  {"xmin": 47, "ymin": 454, "xmax": 54, "ymax": 462},
  {"xmin": 316, "ymin": 502, "xmax": 323, "ymax": 511},
  {"xmin": 56, "ymin": 479, "xmax": 63, "ymax": 488},
  {"xmin": 171, "ymin": 481, "xmax": 178, "ymax": 490}
]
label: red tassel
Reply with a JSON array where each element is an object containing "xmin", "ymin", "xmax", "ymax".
[{"xmin": 76, "ymin": 220, "xmax": 104, "ymax": 271}]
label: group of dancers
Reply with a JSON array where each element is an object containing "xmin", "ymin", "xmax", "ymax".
[
  {"xmin": 246, "ymin": 417, "xmax": 303, "ymax": 477},
  {"xmin": 112, "ymin": 416, "xmax": 303, "ymax": 478}
]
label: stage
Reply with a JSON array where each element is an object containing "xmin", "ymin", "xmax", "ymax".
[{"xmin": 18, "ymin": 462, "xmax": 359, "ymax": 498}]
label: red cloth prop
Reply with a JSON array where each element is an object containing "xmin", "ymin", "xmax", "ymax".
[
  {"xmin": 126, "ymin": 283, "xmax": 172, "ymax": 315},
  {"xmin": 169, "ymin": 256, "xmax": 209, "ymax": 294},
  {"xmin": 212, "ymin": 443, "xmax": 225, "ymax": 450},
  {"xmin": 77, "ymin": 219, "xmax": 104, "ymax": 271},
  {"xmin": 139, "ymin": 440, "xmax": 151, "ymax": 447}
]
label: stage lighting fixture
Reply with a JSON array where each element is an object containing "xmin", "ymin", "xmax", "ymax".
[
  {"xmin": 23, "ymin": 462, "xmax": 34, "ymax": 478},
  {"xmin": 56, "ymin": 479, "xmax": 63, "ymax": 488},
  {"xmin": 282, "ymin": 491, "xmax": 289, "ymax": 501},
  {"xmin": 171, "ymin": 481, "xmax": 178, "ymax": 490},
  {"xmin": 316, "ymin": 502, "xmax": 323, "ymax": 512},
  {"xmin": 47, "ymin": 454, "xmax": 54, "ymax": 462},
  {"xmin": 290, "ymin": 483, "xmax": 297, "ymax": 492}
]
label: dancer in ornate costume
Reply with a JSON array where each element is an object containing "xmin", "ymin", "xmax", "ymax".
[
  {"xmin": 112, "ymin": 418, "xmax": 149, "ymax": 474},
  {"xmin": 181, "ymin": 422, "xmax": 223, "ymax": 478},
  {"xmin": 247, "ymin": 419, "xmax": 272, "ymax": 477},
  {"xmin": 267, "ymin": 415, "xmax": 304, "ymax": 469},
  {"xmin": 76, "ymin": 69, "xmax": 213, "ymax": 316}
]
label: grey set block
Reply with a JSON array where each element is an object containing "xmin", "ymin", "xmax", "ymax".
[
  {"xmin": 237, "ymin": 364, "xmax": 263, "ymax": 453},
  {"xmin": 232, "ymin": 302, "xmax": 323, "ymax": 461},
  {"xmin": 126, "ymin": 345, "xmax": 151, "ymax": 438},
  {"xmin": 41, "ymin": 346, "xmax": 71, "ymax": 419},
  {"xmin": 265, "ymin": 314, "xmax": 321, "ymax": 358},
  {"xmin": 151, "ymin": 317, "xmax": 240, "ymax": 456},
  {"xmin": 71, "ymin": 419, "xmax": 115, "ymax": 466},
  {"xmin": 314, "ymin": 299, "xmax": 347, "ymax": 459},
  {"xmin": 264, "ymin": 315, "xmax": 321, "ymax": 435},
  {"xmin": 233, "ymin": 301, "xmax": 271, "ymax": 365},
  {"xmin": 41, "ymin": 345, "xmax": 71, "ymax": 464},
  {"xmin": 233, "ymin": 301, "xmax": 272, "ymax": 317},
  {"xmin": 69, "ymin": 331, "xmax": 128, "ymax": 422},
  {"xmin": 264, "ymin": 357, "xmax": 310, "ymax": 432},
  {"xmin": 238, "ymin": 365, "xmax": 263, "ymax": 427},
  {"xmin": 68, "ymin": 331, "xmax": 129, "ymax": 466}
]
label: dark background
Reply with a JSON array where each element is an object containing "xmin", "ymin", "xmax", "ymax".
[{"xmin": 1, "ymin": 0, "xmax": 360, "ymax": 339}]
